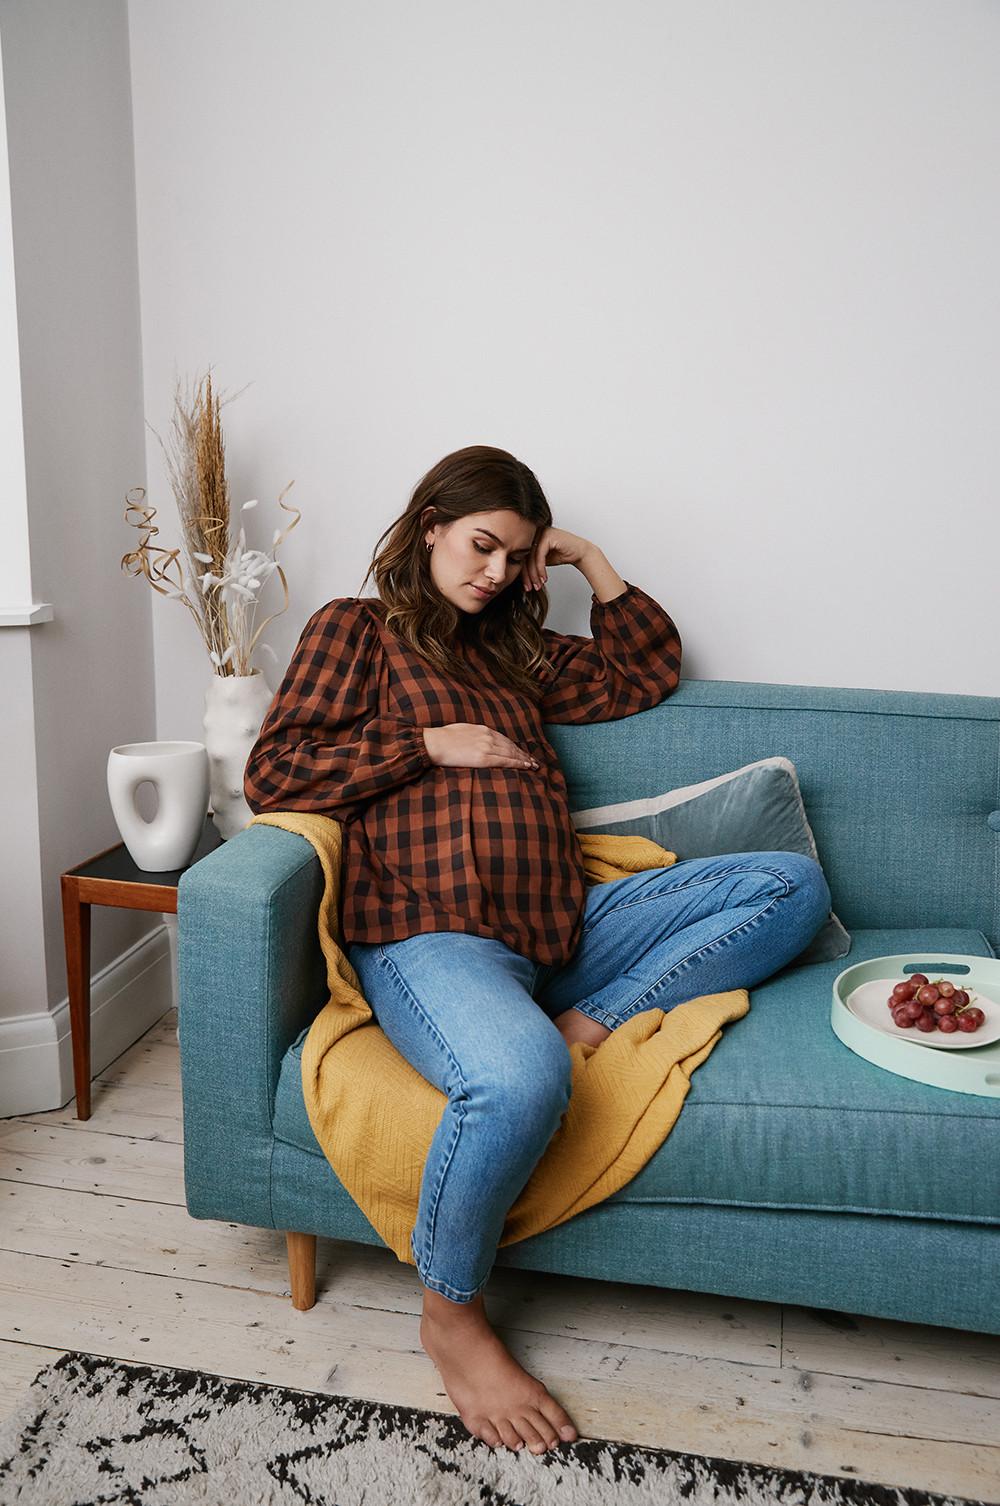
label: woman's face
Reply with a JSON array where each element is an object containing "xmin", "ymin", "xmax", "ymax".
[{"xmin": 423, "ymin": 509, "xmax": 538, "ymax": 613}]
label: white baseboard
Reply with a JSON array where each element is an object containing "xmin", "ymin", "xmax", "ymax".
[{"xmin": 0, "ymin": 918, "xmax": 177, "ymax": 1117}]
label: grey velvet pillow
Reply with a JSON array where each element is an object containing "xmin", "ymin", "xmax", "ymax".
[{"xmin": 570, "ymin": 755, "xmax": 851, "ymax": 968}]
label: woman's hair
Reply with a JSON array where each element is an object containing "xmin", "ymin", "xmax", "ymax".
[{"xmin": 358, "ymin": 444, "xmax": 556, "ymax": 697}]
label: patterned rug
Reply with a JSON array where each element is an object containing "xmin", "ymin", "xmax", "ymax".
[{"xmin": 0, "ymin": 1351, "xmax": 988, "ymax": 1506}]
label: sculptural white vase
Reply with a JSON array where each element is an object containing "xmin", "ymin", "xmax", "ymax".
[
  {"xmin": 203, "ymin": 669, "xmax": 274, "ymax": 840},
  {"xmin": 107, "ymin": 741, "xmax": 209, "ymax": 872}
]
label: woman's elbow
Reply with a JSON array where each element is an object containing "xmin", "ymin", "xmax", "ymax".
[
  {"xmin": 243, "ymin": 773, "xmax": 268, "ymax": 815},
  {"xmin": 243, "ymin": 751, "xmax": 279, "ymax": 814},
  {"xmin": 661, "ymin": 636, "xmax": 682, "ymax": 696}
]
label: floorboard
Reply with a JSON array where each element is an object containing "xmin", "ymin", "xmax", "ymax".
[{"xmin": 2, "ymin": 1007, "xmax": 998, "ymax": 1500}]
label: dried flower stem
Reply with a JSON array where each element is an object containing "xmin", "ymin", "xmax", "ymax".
[{"xmin": 121, "ymin": 367, "xmax": 301, "ymax": 676}]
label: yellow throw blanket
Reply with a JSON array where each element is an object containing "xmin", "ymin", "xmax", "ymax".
[{"xmin": 249, "ymin": 811, "xmax": 750, "ymax": 1263}]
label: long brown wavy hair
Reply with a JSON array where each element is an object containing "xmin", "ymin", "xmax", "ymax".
[{"xmin": 357, "ymin": 445, "xmax": 557, "ymax": 698}]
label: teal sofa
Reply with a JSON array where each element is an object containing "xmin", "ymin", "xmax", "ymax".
[{"xmin": 177, "ymin": 678, "xmax": 1000, "ymax": 1334}]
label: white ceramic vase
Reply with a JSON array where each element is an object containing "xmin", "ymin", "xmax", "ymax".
[
  {"xmin": 203, "ymin": 669, "xmax": 274, "ymax": 840},
  {"xmin": 107, "ymin": 741, "xmax": 209, "ymax": 872}
]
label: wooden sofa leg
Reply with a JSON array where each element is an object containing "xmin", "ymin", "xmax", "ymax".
[{"xmin": 286, "ymin": 1231, "xmax": 317, "ymax": 1311}]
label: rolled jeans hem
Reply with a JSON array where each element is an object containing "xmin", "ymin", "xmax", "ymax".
[
  {"xmin": 566, "ymin": 1000, "xmax": 625, "ymax": 1030},
  {"xmin": 412, "ymin": 1231, "xmax": 489, "ymax": 1303}
]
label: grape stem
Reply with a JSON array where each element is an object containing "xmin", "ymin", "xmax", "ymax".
[{"xmin": 932, "ymin": 977, "xmax": 977, "ymax": 1007}]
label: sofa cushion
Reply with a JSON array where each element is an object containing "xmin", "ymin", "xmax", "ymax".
[
  {"xmin": 613, "ymin": 927, "xmax": 1000, "ymax": 1226},
  {"xmin": 273, "ymin": 927, "xmax": 1000, "ymax": 1227},
  {"xmin": 569, "ymin": 755, "xmax": 850, "ymax": 967}
]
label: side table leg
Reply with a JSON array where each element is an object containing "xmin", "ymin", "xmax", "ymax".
[{"xmin": 61, "ymin": 876, "xmax": 92, "ymax": 1120}]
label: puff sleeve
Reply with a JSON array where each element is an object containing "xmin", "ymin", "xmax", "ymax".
[
  {"xmin": 538, "ymin": 581, "xmax": 682, "ymax": 724},
  {"xmin": 244, "ymin": 598, "xmax": 434, "ymax": 822}
]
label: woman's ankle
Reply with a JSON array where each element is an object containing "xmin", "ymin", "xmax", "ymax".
[
  {"xmin": 421, "ymin": 1284, "xmax": 487, "ymax": 1324},
  {"xmin": 553, "ymin": 1006, "xmax": 613, "ymax": 1046}
]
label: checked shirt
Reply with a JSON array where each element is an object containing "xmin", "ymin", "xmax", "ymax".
[{"xmin": 244, "ymin": 581, "xmax": 682, "ymax": 966}]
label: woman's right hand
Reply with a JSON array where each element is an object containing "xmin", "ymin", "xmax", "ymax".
[{"xmin": 422, "ymin": 723, "xmax": 540, "ymax": 771}]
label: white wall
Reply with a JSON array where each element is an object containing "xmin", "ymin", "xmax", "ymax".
[
  {"xmin": 126, "ymin": 0, "xmax": 999, "ymax": 720},
  {"xmin": 0, "ymin": 0, "xmax": 169, "ymax": 1113},
  {"xmin": 0, "ymin": 24, "xmax": 45, "ymax": 1039},
  {"xmin": 1, "ymin": 0, "xmax": 997, "ymax": 1109},
  {"xmin": 0, "ymin": 38, "xmax": 29, "ymax": 615}
]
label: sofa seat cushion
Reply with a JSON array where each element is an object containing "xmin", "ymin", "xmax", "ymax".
[
  {"xmin": 273, "ymin": 927, "xmax": 1000, "ymax": 1227},
  {"xmin": 615, "ymin": 926, "xmax": 999, "ymax": 1226}
]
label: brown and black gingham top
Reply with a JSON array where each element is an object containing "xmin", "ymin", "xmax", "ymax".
[{"xmin": 244, "ymin": 581, "xmax": 682, "ymax": 966}]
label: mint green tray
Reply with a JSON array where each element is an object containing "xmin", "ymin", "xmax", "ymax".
[{"xmin": 831, "ymin": 954, "xmax": 1000, "ymax": 1099}]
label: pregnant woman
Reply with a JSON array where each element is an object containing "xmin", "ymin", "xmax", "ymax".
[{"xmin": 244, "ymin": 444, "xmax": 831, "ymax": 1457}]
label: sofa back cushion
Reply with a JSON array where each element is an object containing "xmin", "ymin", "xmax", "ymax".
[
  {"xmin": 570, "ymin": 755, "xmax": 850, "ymax": 966},
  {"xmin": 544, "ymin": 677, "xmax": 1000, "ymax": 951}
]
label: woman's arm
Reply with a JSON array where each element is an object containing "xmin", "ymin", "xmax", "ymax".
[
  {"xmin": 575, "ymin": 545, "xmax": 629, "ymax": 604},
  {"xmin": 528, "ymin": 534, "xmax": 682, "ymax": 724},
  {"xmin": 244, "ymin": 598, "xmax": 433, "ymax": 821}
]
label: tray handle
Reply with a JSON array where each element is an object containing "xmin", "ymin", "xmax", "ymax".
[{"xmin": 900, "ymin": 961, "xmax": 974, "ymax": 977}]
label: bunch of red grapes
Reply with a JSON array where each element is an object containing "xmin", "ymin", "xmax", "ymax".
[{"xmin": 886, "ymin": 974, "xmax": 986, "ymax": 1035}]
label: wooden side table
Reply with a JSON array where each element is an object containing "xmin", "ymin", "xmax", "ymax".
[{"xmin": 60, "ymin": 813, "xmax": 224, "ymax": 1119}]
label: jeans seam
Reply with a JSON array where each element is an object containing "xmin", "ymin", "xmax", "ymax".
[
  {"xmin": 376, "ymin": 950, "xmax": 469, "ymax": 1275},
  {"xmin": 580, "ymin": 864, "xmax": 794, "ymax": 935},
  {"xmin": 578, "ymin": 872, "xmax": 795, "ymax": 1026},
  {"xmin": 617, "ymin": 891, "xmax": 792, "ymax": 1021}
]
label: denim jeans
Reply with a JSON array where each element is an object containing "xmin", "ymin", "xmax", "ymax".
[{"xmin": 345, "ymin": 849, "xmax": 831, "ymax": 1303}]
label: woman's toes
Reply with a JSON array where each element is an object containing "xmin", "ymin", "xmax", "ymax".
[
  {"xmin": 538, "ymin": 1397, "xmax": 578, "ymax": 1442},
  {"xmin": 477, "ymin": 1419, "xmax": 502, "ymax": 1449},
  {"xmin": 514, "ymin": 1409, "xmax": 552, "ymax": 1453},
  {"xmin": 494, "ymin": 1417, "xmax": 525, "ymax": 1451}
]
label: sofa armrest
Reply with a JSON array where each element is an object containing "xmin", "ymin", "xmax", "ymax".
[{"xmin": 177, "ymin": 823, "xmax": 328, "ymax": 1228}]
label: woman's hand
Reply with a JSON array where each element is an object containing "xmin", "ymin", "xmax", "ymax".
[
  {"xmin": 422, "ymin": 724, "xmax": 540, "ymax": 771},
  {"xmin": 520, "ymin": 527, "xmax": 595, "ymax": 592}
]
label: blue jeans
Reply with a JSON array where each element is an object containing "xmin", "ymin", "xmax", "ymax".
[{"xmin": 345, "ymin": 849, "xmax": 831, "ymax": 1303}]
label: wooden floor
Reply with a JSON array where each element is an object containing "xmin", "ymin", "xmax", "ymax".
[{"xmin": 2, "ymin": 1005, "xmax": 999, "ymax": 1501}]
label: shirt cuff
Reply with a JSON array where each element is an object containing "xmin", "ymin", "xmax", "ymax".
[
  {"xmin": 591, "ymin": 580, "xmax": 635, "ymax": 609},
  {"xmin": 397, "ymin": 721, "xmax": 435, "ymax": 771}
]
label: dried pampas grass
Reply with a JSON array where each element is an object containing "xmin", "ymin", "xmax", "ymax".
[{"xmin": 121, "ymin": 369, "xmax": 301, "ymax": 676}]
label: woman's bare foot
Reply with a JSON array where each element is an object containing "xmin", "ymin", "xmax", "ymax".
[
  {"xmin": 552, "ymin": 1006, "xmax": 612, "ymax": 1048},
  {"xmin": 420, "ymin": 1286, "xmax": 579, "ymax": 1454}
]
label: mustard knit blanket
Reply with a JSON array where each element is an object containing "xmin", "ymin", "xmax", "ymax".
[{"xmin": 248, "ymin": 811, "xmax": 750, "ymax": 1263}]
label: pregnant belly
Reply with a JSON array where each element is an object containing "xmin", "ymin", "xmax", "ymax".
[
  {"xmin": 362, "ymin": 766, "xmax": 582, "ymax": 892},
  {"xmin": 467, "ymin": 766, "xmax": 584, "ymax": 890}
]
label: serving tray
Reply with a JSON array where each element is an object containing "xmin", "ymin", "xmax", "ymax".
[{"xmin": 831, "ymin": 954, "xmax": 1000, "ymax": 1099}]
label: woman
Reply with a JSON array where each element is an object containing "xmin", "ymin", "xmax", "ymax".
[{"xmin": 244, "ymin": 444, "xmax": 831, "ymax": 1458}]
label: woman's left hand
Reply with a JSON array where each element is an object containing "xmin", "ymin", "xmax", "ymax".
[{"xmin": 521, "ymin": 527, "xmax": 594, "ymax": 592}]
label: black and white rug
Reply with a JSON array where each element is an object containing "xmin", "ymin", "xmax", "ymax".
[{"xmin": 0, "ymin": 1351, "xmax": 988, "ymax": 1506}]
